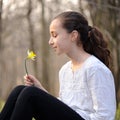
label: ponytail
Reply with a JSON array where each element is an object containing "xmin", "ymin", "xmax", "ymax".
[{"xmin": 83, "ymin": 26, "xmax": 111, "ymax": 68}]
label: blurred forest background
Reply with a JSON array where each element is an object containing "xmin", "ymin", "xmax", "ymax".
[{"xmin": 0, "ymin": 0, "xmax": 120, "ymax": 118}]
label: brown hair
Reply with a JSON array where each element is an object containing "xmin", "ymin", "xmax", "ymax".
[{"xmin": 54, "ymin": 11, "xmax": 111, "ymax": 68}]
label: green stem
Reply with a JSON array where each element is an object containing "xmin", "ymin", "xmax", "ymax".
[{"xmin": 25, "ymin": 58, "xmax": 28, "ymax": 75}]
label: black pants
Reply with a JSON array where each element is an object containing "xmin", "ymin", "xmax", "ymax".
[{"xmin": 0, "ymin": 85, "xmax": 84, "ymax": 120}]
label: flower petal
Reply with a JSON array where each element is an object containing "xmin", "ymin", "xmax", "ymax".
[{"xmin": 27, "ymin": 50, "xmax": 36, "ymax": 60}]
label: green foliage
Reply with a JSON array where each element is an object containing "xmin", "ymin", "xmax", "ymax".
[
  {"xmin": 0, "ymin": 99, "xmax": 5, "ymax": 112},
  {"xmin": 115, "ymin": 103, "xmax": 120, "ymax": 120}
]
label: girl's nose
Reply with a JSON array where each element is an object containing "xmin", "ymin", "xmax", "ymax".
[{"xmin": 48, "ymin": 38, "xmax": 54, "ymax": 45}]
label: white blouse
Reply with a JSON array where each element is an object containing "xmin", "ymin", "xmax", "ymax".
[{"xmin": 59, "ymin": 55, "xmax": 116, "ymax": 120}]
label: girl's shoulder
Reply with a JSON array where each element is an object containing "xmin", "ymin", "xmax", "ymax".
[
  {"xmin": 85, "ymin": 55, "xmax": 111, "ymax": 74},
  {"xmin": 59, "ymin": 61, "xmax": 71, "ymax": 75},
  {"xmin": 60, "ymin": 61, "xmax": 71, "ymax": 71}
]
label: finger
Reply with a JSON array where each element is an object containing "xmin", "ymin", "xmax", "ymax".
[
  {"xmin": 27, "ymin": 75, "xmax": 34, "ymax": 81},
  {"xmin": 25, "ymin": 83, "xmax": 32, "ymax": 86},
  {"xmin": 24, "ymin": 78, "xmax": 33, "ymax": 83},
  {"xmin": 24, "ymin": 75, "xmax": 33, "ymax": 83},
  {"xmin": 24, "ymin": 74, "xmax": 29, "ymax": 79},
  {"xmin": 24, "ymin": 80, "xmax": 34, "ymax": 86}
]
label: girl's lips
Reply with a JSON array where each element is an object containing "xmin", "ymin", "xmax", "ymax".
[
  {"xmin": 53, "ymin": 46, "xmax": 57, "ymax": 49},
  {"xmin": 52, "ymin": 46, "xmax": 57, "ymax": 51}
]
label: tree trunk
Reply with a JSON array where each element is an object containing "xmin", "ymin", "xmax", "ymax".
[
  {"xmin": 27, "ymin": 0, "xmax": 38, "ymax": 77},
  {"xmin": 0, "ymin": 0, "xmax": 3, "ymax": 98},
  {"xmin": 38, "ymin": 0, "xmax": 50, "ymax": 91}
]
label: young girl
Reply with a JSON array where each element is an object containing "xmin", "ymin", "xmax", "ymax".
[{"xmin": 0, "ymin": 11, "xmax": 116, "ymax": 120}]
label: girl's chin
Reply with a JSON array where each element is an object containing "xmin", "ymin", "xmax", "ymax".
[
  {"xmin": 55, "ymin": 51, "xmax": 63, "ymax": 55},
  {"xmin": 54, "ymin": 49, "xmax": 64, "ymax": 55},
  {"xmin": 56, "ymin": 52, "xmax": 61, "ymax": 55}
]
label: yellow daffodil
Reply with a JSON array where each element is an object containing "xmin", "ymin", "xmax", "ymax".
[
  {"xmin": 25, "ymin": 50, "xmax": 36, "ymax": 75},
  {"xmin": 27, "ymin": 50, "xmax": 36, "ymax": 60}
]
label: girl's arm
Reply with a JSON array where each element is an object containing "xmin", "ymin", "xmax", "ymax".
[{"xmin": 87, "ymin": 67, "xmax": 116, "ymax": 120}]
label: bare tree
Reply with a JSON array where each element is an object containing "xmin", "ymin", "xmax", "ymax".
[
  {"xmin": 0, "ymin": 0, "xmax": 83, "ymax": 101},
  {"xmin": 38, "ymin": 0, "xmax": 50, "ymax": 91},
  {"xmin": 0, "ymin": 0, "xmax": 2, "ymax": 41},
  {"xmin": 27, "ymin": 0, "xmax": 38, "ymax": 77},
  {"xmin": 107, "ymin": 0, "xmax": 120, "ymax": 104},
  {"xmin": 0, "ymin": 0, "xmax": 3, "ymax": 98}
]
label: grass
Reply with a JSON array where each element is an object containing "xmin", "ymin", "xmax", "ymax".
[
  {"xmin": 115, "ymin": 103, "xmax": 120, "ymax": 120},
  {"xmin": 0, "ymin": 99, "xmax": 4, "ymax": 112}
]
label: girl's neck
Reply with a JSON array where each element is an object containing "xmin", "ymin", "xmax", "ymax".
[{"xmin": 67, "ymin": 48, "xmax": 91, "ymax": 71}]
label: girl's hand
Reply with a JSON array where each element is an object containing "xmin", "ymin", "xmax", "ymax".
[{"xmin": 24, "ymin": 74, "xmax": 47, "ymax": 92}]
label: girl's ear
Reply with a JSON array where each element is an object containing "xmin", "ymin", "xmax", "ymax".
[{"xmin": 71, "ymin": 30, "xmax": 79, "ymax": 42}]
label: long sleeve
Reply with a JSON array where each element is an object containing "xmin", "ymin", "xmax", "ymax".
[{"xmin": 87, "ymin": 66, "xmax": 116, "ymax": 120}]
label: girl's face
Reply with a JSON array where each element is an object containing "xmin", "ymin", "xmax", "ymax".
[{"xmin": 49, "ymin": 19, "xmax": 73, "ymax": 55}]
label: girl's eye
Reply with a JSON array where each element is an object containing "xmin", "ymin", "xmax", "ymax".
[
  {"xmin": 50, "ymin": 32, "xmax": 57, "ymax": 38},
  {"xmin": 52, "ymin": 34, "xmax": 57, "ymax": 38}
]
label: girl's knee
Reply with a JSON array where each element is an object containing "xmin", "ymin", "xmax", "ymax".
[
  {"xmin": 21, "ymin": 86, "xmax": 40, "ymax": 94},
  {"xmin": 16, "ymin": 86, "xmax": 40, "ymax": 101},
  {"xmin": 12, "ymin": 85, "xmax": 26, "ymax": 92},
  {"xmin": 19, "ymin": 86, "xmax": 45, "ymax": 98}
]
